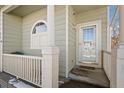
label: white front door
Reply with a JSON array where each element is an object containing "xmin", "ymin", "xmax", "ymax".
[{"xmin": 77, "ymin": 20, "xmax": 101, "ymax": 68}]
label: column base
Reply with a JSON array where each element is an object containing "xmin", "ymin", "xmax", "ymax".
[
  {"xmin": 42, "ymin": 47, "xmax": 59, "ymax": 88},
  {"xmin": 116, "ymin": 43, "xmax": 124, "ymax": 87}
]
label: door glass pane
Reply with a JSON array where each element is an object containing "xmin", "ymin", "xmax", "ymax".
[{"xmin": 81, "ymin": 25, "xmax": 96, "ymax": 62}]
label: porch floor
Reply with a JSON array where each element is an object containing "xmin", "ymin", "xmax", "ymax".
[
  {"xmin": 0, "ymin": 72, "xmax": 38, "ymax": 88},
  {"xmin": 68, "ymin": 66, "xmax": 110, "ymax": 88},
  {"xmin": 59, "ymin": 79, "xmax": 104, "ymax": 88},
  {"xmin": 0, "ymin": 72, "xmax": 104, "ymax": 88},
  {"xmin": 0, "ymin": 72, "xmax": 15, "ymax": 88}
]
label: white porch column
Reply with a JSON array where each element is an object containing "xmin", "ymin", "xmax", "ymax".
[
  {"xmin": 116, "ymin": 5, "xmax": 124, "ymax": 88},
  {"xmin": 0, "ymin": 10, "xmax": 3, "ymax": 72},
  {"xmin": 42, "ymin": 5, "xmax": 59, "ymax": 88},
  {"xmin": 47, "ymin": 5, "xmax": 55, "ymax": 47},
  {"xmin": 119, "ymin": 6, "xmax": 124, "ymax": 43}
]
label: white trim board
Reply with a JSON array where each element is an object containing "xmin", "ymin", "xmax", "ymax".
[
  {"xmin": 65, "ymin": 5, "xmax": 69, "ymax": 78},
  {"xmin": 0, "ymin": 9, "xmax": 3, "ymax": 72}
]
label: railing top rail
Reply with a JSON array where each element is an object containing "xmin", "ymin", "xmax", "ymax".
[
  {"xmin": 3, "ymin": 53, "xmax": 42, "ymax": 60},
  {"xmin": 102, "ymin": 50, "xmax": 111, "ymax": 55}
]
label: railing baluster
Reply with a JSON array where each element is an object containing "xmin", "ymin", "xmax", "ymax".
[
  {"xmin": 35, "ymin": 59, "xmax": 38, "ymax": 84},
  {"xmin": 40, "ymin": 60, "xmax": 42, "ymax": 85},
  {"xmin": 31, "ymin": 59, "xmax": 33, "ymax": 81},
  {"xmin": 38, "ymin": 59, "xmax": 41, "ymax": 85},
  {"xmin": 33, "ymin": 59, "xmax": 35, "ymax": 83},
  {"xmin": 29, "ymin": 58, "xmax": 31, "ymax": 81},
  {"xmin": 27, "ymin": 58, "xmax": 29, "ymax": 80},
  {"xmin": 23, "ymin": 57, "xmax": 24, "ymax": 78},
  {"xmin": 25, "ymin": 58, "xmax": 28, "ymax": 80}
]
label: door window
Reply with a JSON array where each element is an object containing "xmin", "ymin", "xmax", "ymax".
[{"xmin": 80, "ymin": 25, "xmax": 96, "ymax": 62}]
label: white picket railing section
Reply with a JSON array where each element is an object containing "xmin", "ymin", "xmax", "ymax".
[
  {"xmin": 103, "ymin": 50, "xmax": 111, "ymax": 80},
  {"xmin": 3, "ymin": 54, "xmax": 42, "ymax": 87}
]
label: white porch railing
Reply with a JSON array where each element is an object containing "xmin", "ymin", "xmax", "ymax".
[
  {"xmin": 102, "ymin": 50, "xmax": 111, "ymax": 80},
  {"xmin": 3, "ymin": 54, "xmax": 42, "ymax": 87}
]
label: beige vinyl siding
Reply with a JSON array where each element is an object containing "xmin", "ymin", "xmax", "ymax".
[
  {"xmin": 0, "ymin": 11, "xmax": 1, "ymax": 40},
  {"xmin": 68, "ymin": 6, "xmax": 76, "ymax": 72},
  {"xmin": 55, "ymin": 6, "xmax": 66, "ymax": 76},
  {"xmin": 22, "ymin": 7, "xmax": 46, "ymax": 56},
  {"xmin": 76, "ymin": 7, "xmax": 107, "ymax": 51},
  {"xmin": 3, "ymin": 14, "xmax": 22, "ymax": 53},
  {"xmin": 22, "ymin": 6, "xmax": 66, "ymax": 76}
]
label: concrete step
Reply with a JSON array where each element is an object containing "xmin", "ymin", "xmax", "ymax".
[
  {"xmin": 69, "ymin": 67, "xmax": 110, "ymax": 88},
  {"xmin": 69, "ymin": 73, "xmax": 109, "ymax": 87}
]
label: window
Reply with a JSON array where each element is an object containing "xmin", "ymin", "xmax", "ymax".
[
  {"xmin": 32, "ymin": 21, "xmax": 47, "ymax": 34},
  {"xmin": 82, "ymin": 25, "xmax": 96, "ymax": 42},
  {"xmin": 108, "ymin": 5, "xmax": 117, "ymax": 25},
  {"xmin": 80, "ymin": 25, "xmax": 96, "ymax": 62}
]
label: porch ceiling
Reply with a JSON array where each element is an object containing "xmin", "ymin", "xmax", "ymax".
[
  {"xmin": 72, "ymin": 5, "xmax": 107, "ymax": 14},
  {"xmin": 8, "ymin": 5, "xmax": 46, "ymax": 17}
]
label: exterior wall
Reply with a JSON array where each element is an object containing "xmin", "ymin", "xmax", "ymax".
[
  {"xmin": 67, "ymin": 6, "xmax": 76, "ymax": 73},
  {"xmin": 76, "ymin": 7, "xmax": 107, "ymax": 51},
  {"xmin": 2, "ymin": 6, "xmax": 107, "ymax": 78},
  {"xmin": 22, "ymin": 7, "xmax": 46, "ymax": 56},
  {"xmin": 55, "ymin": 6, "xmax": 66, "ymax": 76},
  {"xmin": 3, "ymin": 14, "xmax": 22, "ymax": 53},
  {"xmin": 22, "ymin": 6, "xmax": 66, "ymax": 76},
  {"xmin": 0, "ymin": 10, "xmax": 1, "ymax": 40}
]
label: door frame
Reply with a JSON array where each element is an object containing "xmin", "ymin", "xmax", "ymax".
[
  {"xmin": 76, "ymin": 20, "xmax": 102, "ymax": 68},
  {"xmin": 0, "ymin": 10, "xmax": 3, "ymax": 72}
]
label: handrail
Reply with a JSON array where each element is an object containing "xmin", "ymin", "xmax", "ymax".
[
  {"xmin": 102, "ymin": 50, "xmax": 111, "ymax": 55},
  {"xmin": 3, "ymin": 53, "xmax": 42, "ymax": 60}
]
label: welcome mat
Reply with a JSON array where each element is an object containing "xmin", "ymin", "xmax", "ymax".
[{"xmin": 71, "ymin": 68, "xmax": 89, "ymax": 77}]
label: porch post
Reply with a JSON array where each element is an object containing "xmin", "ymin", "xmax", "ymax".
[
  {"xmin": 47, "ymin": 5, "xmax": 55, "ymax": 47},
  {"xmin": 116, "ymin": 5, "xmax": 124, "ymax": 88},
  {"xmin": 42, "ymin": 5, "xmax": 59, "ymax": 88},
  {"xmin": 0, "ymin": 10, "xmax": 3, "ymax": 72},
  {"xmin": 119, "ymin": 6, "xmax": 124, "ymax": 43}
]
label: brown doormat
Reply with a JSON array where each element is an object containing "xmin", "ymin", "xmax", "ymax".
[
  {"xmin": 79, "ymin": 66, "xmax": 95, "ymax": 70},
  {"xmin": 71, "ymin": 68, "xmax": 89, "ymax": 77}
]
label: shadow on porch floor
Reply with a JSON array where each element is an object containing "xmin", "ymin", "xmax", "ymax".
[
  {"xmin": 0, "ymin": 72, "xmax": 38, "ymax": 88},
  {"xmin": 59, "ymin": 79, "xmax": 104, "ymax": 88},
  {"xmin": 0, "ymin": 68, "xmax": 108, "ymax": 88},
  {"xmin": 0, "ymin": 72, "xmax": 15, "ymax": 88},
  {"xmin": 0, "ymin": 72, "xmax": 104, "ymax": 88},
  {"xmin": 68, "ymin": 65, "xmax": 110, "ymax": 88}
]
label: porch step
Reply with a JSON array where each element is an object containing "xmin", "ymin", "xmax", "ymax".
[{"xmin": 68, "ymin": 66, "xmax": 110, "ymax": 88}]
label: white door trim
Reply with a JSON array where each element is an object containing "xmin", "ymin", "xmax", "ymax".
[
  {"xmin": 76, "ymin": 20, "xmax": 102, "ymax": 68},
  {"xmin": 65, "ymin": 5, "xmax": 69, "ymax": 77},
  {"xmin": 0, "ymin": 9, "xmax": 4, "ymax": 72}
]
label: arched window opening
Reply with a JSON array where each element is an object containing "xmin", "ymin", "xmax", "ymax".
[{"xmin": 32, "ymin": 21, "xmax": 47, "ymax": 34}]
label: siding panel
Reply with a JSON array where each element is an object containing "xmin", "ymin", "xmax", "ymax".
[
  {"xmin": 76, "ymin": 7, "xmax": 107, "ymax": 50},
  {"xmin": 68, "ymin": 6, "xmax": 76, "ymax": 72},
  {"xmin": 3, "ymin": 14, "xmax": 22, "ymax": 53},
  {"xmin": 22, "ymin": 6, "xmax": 66, "ymax": 76}
]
